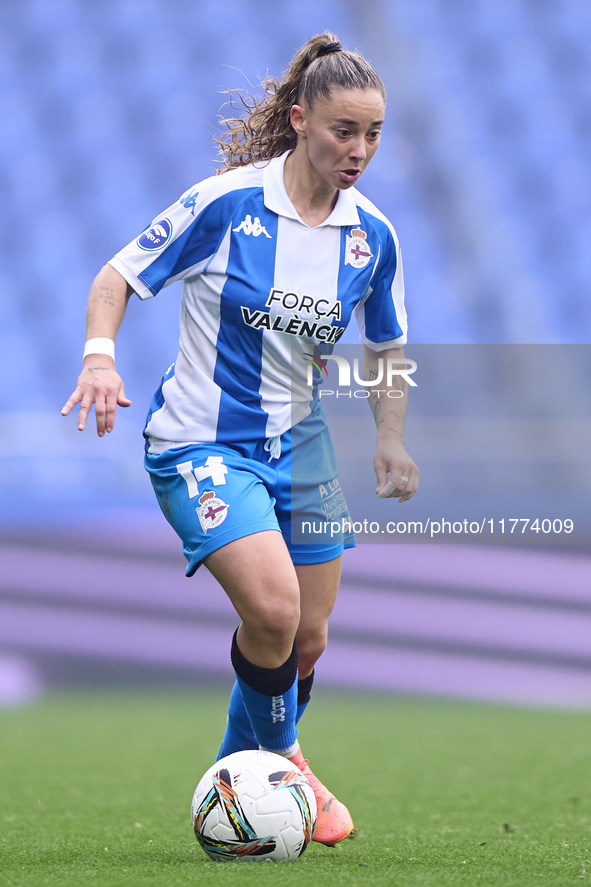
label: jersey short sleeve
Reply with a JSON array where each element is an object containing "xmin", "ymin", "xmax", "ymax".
[
  {"xmin": 352, "ymin": 198, "xmax": 407, "ymax": 350},
  {"xmin": 108, "ymin": 170, "xmax": 261, "ymax": 300}
]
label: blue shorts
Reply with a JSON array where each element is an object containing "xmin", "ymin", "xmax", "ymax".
[{"xmin": 144, "ymin": 404, "xmax": 356, "ymax": 576}]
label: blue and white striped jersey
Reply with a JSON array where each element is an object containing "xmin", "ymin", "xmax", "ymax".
[{"xmin": 109, "ymin": 151, "xmax": 407, "ymax": 454}]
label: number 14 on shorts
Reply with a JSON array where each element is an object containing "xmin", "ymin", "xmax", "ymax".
[
  {"xmin": 176, "ymin": 456, "xmax": 230, "ymax": 534},
  {"xmin": 176, "ymin": 456, "xmax": 228, "ymax": 498}
]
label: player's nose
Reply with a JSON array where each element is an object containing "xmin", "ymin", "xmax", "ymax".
[{"xmin": 349, "ymin": 136, "xmax": 367, "ymax": 162}]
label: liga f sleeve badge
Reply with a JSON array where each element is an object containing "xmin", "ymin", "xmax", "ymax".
[{"xmin": 345, "ymin": 228, "xmax": 373, "ymax": 269}]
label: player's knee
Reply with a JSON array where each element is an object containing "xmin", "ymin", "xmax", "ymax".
[
  {"xmin": 244, "ymin": 596, "xmax": 300, "ymax": 647},
  {"xmin": 265, "ymin": 599, "xmax": 300, "ymax": 642},
  {"xmin": 296, "ymin": 624, "xmax": 328, "ymax": 675}
]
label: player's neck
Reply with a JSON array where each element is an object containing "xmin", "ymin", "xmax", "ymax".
[{"xmin": 283, "ymin": 149, "xmax": 338, "ymax": 228}]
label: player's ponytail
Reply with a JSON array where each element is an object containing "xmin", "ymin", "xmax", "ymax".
[{"xmin": 214, "ymin": 32, "xmax": 385, "ymax": 173}]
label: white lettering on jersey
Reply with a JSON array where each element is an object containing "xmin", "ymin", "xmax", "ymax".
[
  {"xmin": 194, "ymin": 456, "xmax": 228, "ymax": 486},
  {"xmin": 176, "ymin": 461, "xmax": 199, "ymax": 498},
  {"xmin": 318, "ymin": 479, "xmax": 341, "ymax": 500},
  {"xmin": 233, "ymin": 214, "xmax": 272, "ymax": 238},
  {"xmin": 176, "ymin": 456, "xmax": 227, "ymax": 499}
]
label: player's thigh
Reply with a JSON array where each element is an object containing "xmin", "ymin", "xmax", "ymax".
[{"xmin": 205, "ymin": 530, "xmax": 301, "ymax": 632}]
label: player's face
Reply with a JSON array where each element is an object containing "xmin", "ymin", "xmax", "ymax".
[{"xmin": 292, "ymin": 88, "xmax": 385, "ymax": 190}]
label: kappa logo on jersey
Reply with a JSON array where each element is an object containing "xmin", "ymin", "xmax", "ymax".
[
  {"xmin": 196, "ymin": 490, "xmax": 229, "ymax": 533},
  {"xmin": 233, "ymin": 214, "xmax": 272, "ymax": 239},
  {"xmin": 137, "ymin": 218, "xmax": 173, "ymax": 251},
  {"xmin": 179, "ymin": 186, "xmax": 200, "ymax": 216},
  {"xmin": 345, "ymin": 227, "xmax": 373, "ymax": 269}
]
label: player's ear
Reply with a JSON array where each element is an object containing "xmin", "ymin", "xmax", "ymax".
[{"xmin": 290, "ymin": 104, "xmax": 307, "ymax": 138}]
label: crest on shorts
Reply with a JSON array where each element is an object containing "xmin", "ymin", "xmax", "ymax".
[
  {"xmin": 344, "ymin": 227, "xmax": 373, "ymax": 269},
  {"xmin": 197, "ymin": 490, "xmax": 229, "ymax": 533}
]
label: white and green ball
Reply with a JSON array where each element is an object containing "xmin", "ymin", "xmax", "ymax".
[{"xmin": 191, "ymin": 749, "xmax": 317, "ymax": 862}]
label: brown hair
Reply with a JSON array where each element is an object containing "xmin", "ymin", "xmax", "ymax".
[{"xmin": 214, "ymin": 31, "xmax": 386, "ymax": 173}]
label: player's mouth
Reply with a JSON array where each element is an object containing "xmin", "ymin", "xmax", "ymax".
[{"xmin": 339, "ymin": 168, "xmax": 362, "ymax": 183}]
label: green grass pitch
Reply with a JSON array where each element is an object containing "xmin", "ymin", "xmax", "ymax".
[{"xmin": 2, "ymin": 689, "xmax": 591, "ymax": 886}]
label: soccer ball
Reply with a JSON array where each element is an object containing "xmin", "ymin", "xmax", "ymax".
[{"xmin": 191, "ymin": 749, "xmax": 317, "ymax": 862}]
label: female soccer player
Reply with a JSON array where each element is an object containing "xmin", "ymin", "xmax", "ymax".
[{"xmin": 63, "ymin": 32, "xmax": 418, "ymax": 845}]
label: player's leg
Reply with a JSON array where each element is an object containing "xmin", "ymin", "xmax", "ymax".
[
  {"xmin": 215, "ymin": 555, "xmax": 343, "ymax": 759},
  {"xmin": 271, "ymin": 404, "xmax": 355, "ymax": 843},
  {"xmin": 294, "ymin": 555, "xmax": 342, "ymax": 680},
  {"xmin": 216, "ymin": 675, "xmax": 312, "ymax": 761},
  {"xmin": 216, "ymin": 680, "xmax": 258, "ymax": 758},
  {"xmin": 288, "ymin": 555, "xmax": 354, "ymax": 845},
  {"xmin": 205, "ymin": 530, "xmax": 301, "ymax": 755},
  {"xmin": 212, "ymin": 543, "xmax": 352, "ymax": 844},
  {"xmin": 145, "ymin": 443, "xmax": 299, "ymax": 757}
]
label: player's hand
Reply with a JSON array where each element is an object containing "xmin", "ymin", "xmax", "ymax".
[
  {"xmin": 61, "ymin": 357, "xmax": 131, "ymax": 436},
  {"xmin": 373, "ymin": 436, "xmax": 418, "ymax": 503}
]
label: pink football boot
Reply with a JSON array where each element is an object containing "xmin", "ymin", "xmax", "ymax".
[{"xmin": 289, "ymin": 746, "xmax": 354, "ymax": 845}]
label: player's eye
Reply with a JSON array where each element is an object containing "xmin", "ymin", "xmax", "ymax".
[
  {"xmin": 337, "ymin": 129, "xmax": 351, "ymax": 138},
  {"xmin": 367, "ymin": 130, "xmax": 382, "ymax": 141}
]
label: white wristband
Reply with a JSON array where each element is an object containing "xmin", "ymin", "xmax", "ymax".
[{"xmin": 83, "ymin": 338, "xmax": 115, "ymax": 361}]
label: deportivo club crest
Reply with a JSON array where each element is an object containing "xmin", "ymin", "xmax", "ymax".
[
  {"xmin": 197, "ymin": 490, "xmax": 229, "ymax": 533},
  {"xmin": 345, "ymin": 228, "xmax": 373, "ymax": 269}
]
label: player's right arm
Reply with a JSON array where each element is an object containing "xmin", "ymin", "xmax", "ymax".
[{"xmin": 61, "ymin": 264, "xmax": 133, "ymax": 436}]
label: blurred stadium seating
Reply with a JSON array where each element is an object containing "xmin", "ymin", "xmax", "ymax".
[
  {"xmin": 1, "ymin": 0, "xmax": 590, "ymax": 418},
  {"xmin": 1, "ymin": 0, "xmax": 591, "ymax": 700}
]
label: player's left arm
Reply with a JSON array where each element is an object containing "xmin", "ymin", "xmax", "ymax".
[{"xmin": 364, "ymin": 344, "xmax": 418, "ymax": 503}]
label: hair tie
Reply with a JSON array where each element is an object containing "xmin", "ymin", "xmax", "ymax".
[{"xmin": 318, "ymin": 41, "xmax": 342, "ymax": 56}]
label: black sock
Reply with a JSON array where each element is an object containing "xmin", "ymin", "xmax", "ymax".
[
  {"xmin": 230, "ymin": 628, "xmax": 298, "ymax": 695},
  {"xmin": 297, "ymin": 670, "xmax": 315, "ymax": 707}
]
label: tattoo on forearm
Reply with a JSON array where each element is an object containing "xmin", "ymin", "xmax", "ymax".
[
  {"xmin": 388, "ymin": 428, "xmax": 404, "ymax": 438},
  {"xmin": 388, "ymin": 407, "xmax": 405, "ymax": 423},
  {"xmin": 368, "ymin": 368, "xmax": 379, "ymax": 382},
  {"xmin": 85, "ymin": 366, "xmax": 110, "ymax": 372},
  {"xmin": 369, "ymin": 392, "xmax": 383, "ymax": 428},
  {"xmin": 96, "ymin": 287, "xmax": 117, "ymax": 307}
]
